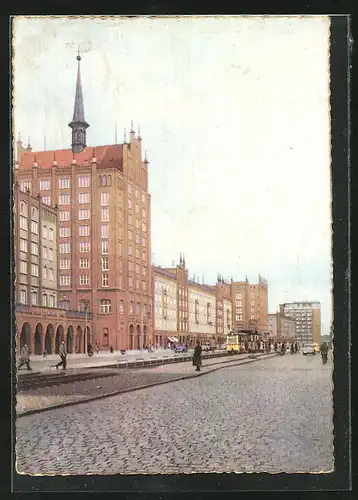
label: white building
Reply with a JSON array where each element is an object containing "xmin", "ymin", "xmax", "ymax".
[
  {"xmin": 188, "ymin": 281, "xmax": 216, "ymax": 342},
  {"xmin": 153, "ymin": 267, "xmax": 178, "ymax": 346}
]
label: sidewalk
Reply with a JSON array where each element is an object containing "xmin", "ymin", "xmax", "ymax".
[
  {"xmin": 16, "ymin": 353, "xmax": 274, "ymax": 415},
  {"xmin": 18, "ymin": 348, "xmax": 187, "ymax": 374}
]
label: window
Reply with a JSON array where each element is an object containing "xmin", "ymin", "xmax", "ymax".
[
  {"xmin": 48, "ymin": 248, "xmax": 53, "ymax": 261},
  {"xmin": 100, "ymin": 299, "xmax": 111, "ymax": 314},
  {"xmin": 101, "ymin": 192, "xmax": 109, "ymax": 206},
  {"xmin": 49, "ymin": 228, "xmax": 54, "ymax": 241},
  {"xmin": 20, "ymin": 289, "xmax": 27, "ymax": 304},
  {"xmin": 59, "ymin": 211, "xmax": 70, "ymax": 222},
  {"xmin": 79, "ymin": 241, "xmax": 90, "ymax": 252},
  {"xmin": 136, "ymin": 263, "xmax": 140, "ymax": 274},
  {"xmin": 102, "ymin": 273, "xmax": 109, "ymax": 287},
  {"xmin": 136, "ymin": 248, "xmax": 139, "ymax": 259},
  {"xmin": 60, "ymin": 259, "xmax": 70, "ymax": 269},
  {"xmin": 42, "ymin": 294, "xmax": 48, "ymax": 306},
  {"xmin": 59, "ymin": 227, "xmax": 71, "ymax": 237},
  {"xmin": 42, "ymin": 225, "xmax": 48, "ymax": 239},
  {"xmin": 142, "ymin": 236, "xmax": 146, "ymax": 247},
  {"xmin": 128, "ymin": 184, "xmax": 132, "ymax": 193},
  {"xmin": 41, "ymin": 196, "xmax": 51, "ymax": 206},
  {"xmin": 31, "ymin": 263, "xmax": 39, "ymax": 276},
  {"xmin": 142, "ymin": 251, "xmax": 146, "ymax": 262},
  {"xmin": 79, "ymin": 209, "xmax": 90, "ymax": 220},
  {"xmin": 128, "ymin": 276, "xmax": 133, "ymax": 288},
  {"xmin": 135, "ymin": 204, "xmax": 139, "ymax": 214},
  {"xmin": 103, "ymin": 328, "xmax": 109, "ymax": 346},
  {"xmin": 142, "ymin": 222, "xmax": 146, "ymax": 232},
  {"xmin": 128, "ymin": 214, "xmax": 132, "ymax": 226},
  {"xmin": 79, "ymin": 275, "xmax": 90, "ymax": 286},
  {"xmin": 79, "ymin": 225, "xmax": 90, "ymax": 236},
  {"xmin": 128, "ymin": 230, "xmax": 132, "ymax": 241},
  {"xmin": 142, "ymin": 207, "xmax": 146, "ymax": 217},
  {"xmin": 136, "ymin": 219, "xmax": 140, "ymax": 229},
  {"xmin": 20, "ymin": 260, "xmax": 27, "ymax": 274},
  {"xmin": 78, "ymin": 192, "xmax": 90, "ymax": 204},
  {"xmin": 59, "ymin": 193, "xmax": 70, "ymax": 205},
  {"xmin": 40, "ymin": 179, "xmax": 50, "ymax": 190},
  {"xmin": 20, "ymin": 202, "xmax": 27, "ymax": 216},
  {"xmin": 80, "ymin": 258, "xmax": 90, "ymax": 268},
  {"xmin": 135, "ymin": 188, "xmax": 139, "ymax": 199},
  {"xmin": 101, "ymin": 224, "xmax": 109, "ymax": 238},
  {"xmin": 142, "ymin": 280, "xmax": 146, "ymax": 291},
  {"xmin": 102, "ymin": 240, "xmax": 108, "ymax": 254},
  {"xmin": 59, "ymin": 275, "xmax": 71, "ymax": 286},
  {"xmin": 48, "ymin": 268, "xmax": 54, "ymax": 282},
  {"xmin": 135, "ymin": 233, "xmax": 139, "ymax": 244},
  {"xmin": 31, "ymin": 241, "xmax": 39, "ymax": 255},
  {"xmin": 20, "ymin": 216, "xmax": 28, "ymax": 231},
  {"xmin": 128, "ymin": 261, "xmax": 133, "ymax": 272},
  {"xmin": 19, "ymin": 238, "xmax": 27, "ymax": 252},
  {"xmin": 136, "ymin": 302, "xmax": 140, "ymax": 315},
  {"xmin": 59, "ymin": 178, "xmax": 70, "ymax": 189},
  {"xmin": 102, "ymin": 256, "xmax": 109, "ymax": 271},
  {"xmin": 31, "ymin": 291, "xmax": 38, "ymax": 305},
  {"xmin": 207, "ymin": 303, "xmax": 211, "ymax": 324},
  {"xmin": 20, "ymin": 181, "xmax": 31, "ymax": 193},
  {"xmin": 142, "ymin": 193, "xmax": 145, "ymax": 203},
  {"xmin": 59, "ymin": 243, "xmax": 71, "ymax": 254},
  {"xmin": 128, "ymin": 198, "xmax": 132, "ymax": 209},
  {"xmin": 119, "ymin": 300, "xmax": 124, "ymax": 314},
  {"xmin": 129, "ymin": 301, "xmax": 134, "ymax": 314},
  {"xmin": 49, "ymin": 295, "xmax": 55, "ymax": 307},
  {"xmin": 79, "ymin": 176, "xmax": 89, "ymax": 187},
  {"xmin": 42, "ymin": 247, "xmax": 48, "ymax": 259},
  {"xmin": 31, "ymin": 220, "xmax": 39, "ymax": 234}
]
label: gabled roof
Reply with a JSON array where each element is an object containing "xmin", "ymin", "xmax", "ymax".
[{"xmin": 18, "ymin": 144, "xmax": 124, "ymax": 171}]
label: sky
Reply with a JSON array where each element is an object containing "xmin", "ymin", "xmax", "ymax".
[{"xmin": 12, "ymin": 16, "xmax": 332, "ymax": 334}]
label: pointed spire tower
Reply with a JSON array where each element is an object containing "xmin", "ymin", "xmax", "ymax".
[{"xmin": 69, "ymin": 48, "xmax": 89, "ymax": 154}]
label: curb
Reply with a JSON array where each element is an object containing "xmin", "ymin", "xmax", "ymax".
[{"xmin": 17, "ymin": 353, "xmax": 276, "ymax": 418}]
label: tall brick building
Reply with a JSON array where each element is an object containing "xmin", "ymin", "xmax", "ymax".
[{"xmin": 15, "ymin": 54, "xmax": 153, "ymax": 351}]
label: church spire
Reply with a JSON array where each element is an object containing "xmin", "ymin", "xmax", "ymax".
[{"xmin": 68, "ymin": 48, "xmax": 89, "ymax": 154}]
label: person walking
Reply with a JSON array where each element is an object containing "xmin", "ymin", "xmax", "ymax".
[
  {"xmin": 56, "ymin": 340, "xmax": 67, "ymax": 370},
  {"xmin": 291, "ymin": 343, "xmax": 294, "ymax": 355},
  {"xmin": 193, "ymin": 340, "xmax": 202, "ymax": 372},
  {"xmin": 18, "ymin": 344, "xmax": 32, "ymax": 371}
]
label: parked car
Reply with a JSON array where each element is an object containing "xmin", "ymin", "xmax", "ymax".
[
  {"xmin": 218, "ymin": 343, "xmax": 227, "ymax": 351},
  {"xmin": 202, "ymin": 344, "xmax": 214, "ymax": 352},
  {"xmin": 174, "ymin": 345, "xmax": 188, "ymax": 354},
  {"xmin": 302, "ymin": 343, "xmax": 315, "ymax": 355}
]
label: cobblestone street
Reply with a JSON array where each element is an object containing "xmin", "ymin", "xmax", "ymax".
[{"xmin": 16, "ymin": 353, "xmax": 333, "ymax": 475}]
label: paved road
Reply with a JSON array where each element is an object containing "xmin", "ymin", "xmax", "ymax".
[{"xmin": 16, "ymin": 353, "xmax": 333, "ymax": 474}]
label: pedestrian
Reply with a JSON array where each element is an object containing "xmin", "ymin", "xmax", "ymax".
[
  {"xmin": 56, "ymin": 340, "xmax": 67, "ymax": 370},
  {"xmin": 193, "ymin": 340, "xmax": 202, "ymax": 372},
  {"xmin": 18, "ymin": 344, "xmax": 32, "ymax": 371},
  {"xmin": 291, "ymin": 343, "xmax": 294, "ymax": 355},
  {"xmin": 95, "ymin": 340, "xmax": 99, "ymax": 354},
  {"xmin": 281, "ymin": 342, "xmax": 285, "ymax": 355},
  {"xmin": 110, "ymin": 345, "xmax": 114, "ymax": 353}
]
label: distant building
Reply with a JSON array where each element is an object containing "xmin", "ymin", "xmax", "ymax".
[
  {"xmin": 232, "ymin": 275, "xmax": 268, "ymax": 335},
  {"xmin": 279, "ymin": 302, "xmax": 321, "ymax": 344},
  {"xmin": 268, "ymin": 312, "xmax": 296, "ymax": 339},
  {"xmin": 153, "ymin": 266, "xmax": 178, "ymax": 347}
]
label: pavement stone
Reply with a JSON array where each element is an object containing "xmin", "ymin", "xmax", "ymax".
[{"xmin": 16, "ymin": 353, "xmax": 334, "ymax": 475}]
